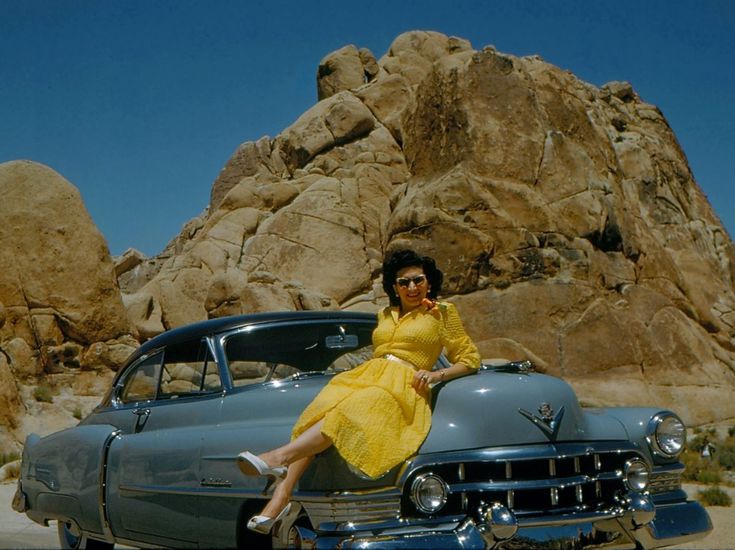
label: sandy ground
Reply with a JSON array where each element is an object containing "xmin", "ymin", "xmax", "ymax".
[
  {"xmin": 670, "ymin": 505, "xmax": 734, "ymax": 549},
  {"xmin": 1, "ymin": 480, "xmax": 733, "ymax": 549},
  {"xmin": 667, "ymin": 484, "xmax": 735, "ymax": 550}
]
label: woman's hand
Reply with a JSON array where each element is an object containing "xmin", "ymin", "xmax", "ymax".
[{"xmin": 412, "ymin": 370, "xmax": 441, "ymax": 394}]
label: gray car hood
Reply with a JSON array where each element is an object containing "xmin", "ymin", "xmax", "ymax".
[{"xmin": 420, "ymin": 370, "xmax": 629, "ymax": 454}]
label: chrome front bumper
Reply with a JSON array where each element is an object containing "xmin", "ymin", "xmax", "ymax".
[{"xmin": 291, "ymin": 494, "xmax": 712, "ymax": 549}]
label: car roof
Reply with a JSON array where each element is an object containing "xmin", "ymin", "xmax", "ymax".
[{"xmin": 134, "ymin": 309, "xmax": 377, "ymax": 358}]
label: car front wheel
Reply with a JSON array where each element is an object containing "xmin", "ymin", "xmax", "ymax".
[{"xmin": 57, "ymin": 521, "xmax": 114, "ymax": 550}]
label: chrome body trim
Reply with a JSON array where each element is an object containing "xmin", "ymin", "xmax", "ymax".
[
  {"xmin": 97, "ymin": 429, "xmax": 121, "ymax": 542},
  {"xmin": 648, "ymin": 462, "xmax": 684, "ymax": 495},
  {"xmin": 400, "ymin": 440, "xmax": 644, "ymax": 478},
  {"xmin": 301, "ymin": 495, "xmax": 711, "ymax": 549},
  {"xmin": 293, "ymin": 443, "xmax": 708, "ymax": 548},
  {"xmin": 299, "ymin": 489, "xmax": 402, "ymax": 527}
]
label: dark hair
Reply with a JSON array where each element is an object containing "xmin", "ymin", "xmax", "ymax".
[{"xmin": 382, "ymin": 249, "xmax": 443, "ymax": 306}]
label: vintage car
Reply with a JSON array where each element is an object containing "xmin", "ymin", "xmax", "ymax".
[{"xmin": 13, "ymin": 310, "xmax": 712, "ymax": 549}]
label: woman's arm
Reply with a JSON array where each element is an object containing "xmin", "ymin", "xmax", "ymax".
[
  {"xmin": 413, "ymin": 362, "xmax": 476, "ymax": 392},
  {"xmin": 436, "ymin": 362, "xmax": 475, "ymax": 382},
  {"xmin": 413, "ymin": 302, "xmax": 481, "ymax": 393}
]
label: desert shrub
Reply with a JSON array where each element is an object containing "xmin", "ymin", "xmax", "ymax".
[
  {"xmin": 728, "ymin": 425, "xmax": 735, "ymax": 438},
  {"xmin": 1, "ymin": 461, "xmax": 20, "ymax": 480},
  {"xmin": 698, "ymin": 486, "xmax": 732, "ymax": 506},
  {"xmin": 33, "ymin": 385, "xmax": 53, "ymax": 403},
  {"xmin": 681, "ymin": 450, "xmax": 700, "ymax": 482},
  {"xmin": 682, "ymin": 449, "xmax": 723, "ymax": 483},
  {"xmin": 697, "ymin": 468, "xmax": 723, "ymax": 484},
  {"xmin": 717, "ymin": 437, "xmax": 735, "ymax": 471},
  {"xmin": 73, "ymin": 406, "xmax": 84, "ymax": 420}
]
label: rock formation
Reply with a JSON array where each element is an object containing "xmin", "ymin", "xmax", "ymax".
[
  {"xmin": 0, "ymin": 161, "xmax": 137, "ymax": 449},
  {"xmin": 120, "ymin": 31, "xmax": 735, "ymax": 426},
  {"xmin": 3, "ymin": 30, "xmax": 734, "ymax": 449}
]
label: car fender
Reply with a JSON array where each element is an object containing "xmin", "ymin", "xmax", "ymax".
[{"xmin": 20, "ymin": 424, "xmax": 119, "ymax": 537}]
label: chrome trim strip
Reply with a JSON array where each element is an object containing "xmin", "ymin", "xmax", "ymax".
[
  {"xmin": 651, "ymin": 462, "xmax": 685, "ymax": 475},
  {"xmin": 316, "ymin": 502, "xmax": 633, "ymax": 534},
  {"xmin": 302, "ymin": 498, "xmax": 403, "ymax": 527},
  {"xmin": 98, "ymin": 430, "xmax": 121, "ymax": 542},
  {"xmin": 298, "ymin": 487, "xmax": 402, "ymax": 500},
  {"xmin": 118, "ymin": 484, "xmax": 402, "ymax": 499},
  {"xmin": 448, "ymin": 470, "xmax": 622, "ymax": 492},
  {"xmin": 649, "ymin": 463, "xmax": 684, "ymax": 494},
  {"xmin": 516, "ymin": 508, "xmax": 625, "ymax": 528},
  {"xmin": 316, "ymin": 514, "xmax": 465, "ymax": 533},
  {"xmin": 575, "ymin": 484, "xmax": 584, "ymax": 503}
]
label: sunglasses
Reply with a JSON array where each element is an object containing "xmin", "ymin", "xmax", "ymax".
[{"xmin": 396, "ymin": 274, "xmax": 427, "ymax": 288}]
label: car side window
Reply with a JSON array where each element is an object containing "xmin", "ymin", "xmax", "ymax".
[
  {"xmin": 120, "ymin": 352, "xmax": 164, "ymax": 404},
  {"xmin": 159, "ymin": 338, "xmax": 222, "ymax": 398}
]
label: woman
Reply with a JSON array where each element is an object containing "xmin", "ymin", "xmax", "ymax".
[{"xmin": 237, "ymin": 248, "xmax": 481, "ymax": 533}]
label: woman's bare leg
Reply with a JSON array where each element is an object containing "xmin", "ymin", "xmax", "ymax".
[
  {"xmin": 258, "ymin": 456, "xmax": 313, "ymax": 518},
  {"xmin": 258, "ymin": 419, "xmax": 331, "ymax": 468}
]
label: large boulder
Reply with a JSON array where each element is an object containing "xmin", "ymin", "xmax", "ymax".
[
  {"xmin": 0, "ymin": 161, "xmax": 137, "ymax": 447},
  {"xmin": 0, "ymin": 161, "xmax": 131, "ymax": 346},
  {"xmin": 317, "ymin": 45, "xmax": 379, "ymax": 100}
]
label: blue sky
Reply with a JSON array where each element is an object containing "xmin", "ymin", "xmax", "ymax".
[{"xmin": 2, "ymin": 1, "xmax": 733, "ymax": 257}]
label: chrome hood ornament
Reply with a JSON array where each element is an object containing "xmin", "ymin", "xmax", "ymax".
[{"xmin": 518, "ymin": 402, "xmax": 565, "ymax": 440}]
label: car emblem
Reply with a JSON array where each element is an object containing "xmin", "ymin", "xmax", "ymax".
[{"xmin": 518, "ymin": 403, "xmax": 565, "ymax": 440}]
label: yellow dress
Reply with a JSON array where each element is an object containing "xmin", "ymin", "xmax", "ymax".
[{"xmin": 291, "ymin": 302, "xmax": 481, "ymax": 479}]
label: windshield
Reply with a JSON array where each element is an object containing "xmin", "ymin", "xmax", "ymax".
[{"xmin": 223, "ymin": 320, "xmax": 375, "ymax": 387}]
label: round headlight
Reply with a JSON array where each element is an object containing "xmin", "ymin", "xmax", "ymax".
[
  {"xmin": 624, "ymin": 458, "xmax": 650, "ymax": 491},
  {"xmin": 647, "ymin": 413, "xmax": 686, "ymax": 457},
  {"xmin": 410, "ymin": 473, "xmax": 449, "ymax": 514}
]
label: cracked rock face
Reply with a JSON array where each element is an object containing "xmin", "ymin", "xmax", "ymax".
[{"xmin": 121, "ymin": 31, "xmax": 735, "ymax": 425}]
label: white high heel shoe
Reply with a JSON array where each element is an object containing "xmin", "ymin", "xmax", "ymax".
[
  {"xmin": 237, "ymin": 451, "xmax": 287, "ymax": 478},
  {"xmin": 247, "ymin": 502, "xmax": 292, "ymax": 534}
]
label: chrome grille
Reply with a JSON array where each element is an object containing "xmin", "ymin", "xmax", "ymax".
[
  {"xmin": 403, "ymin": 443, "xmax": 645, "ymax": 518},
  {"xmin": 301, "ymin": 494, "xmax": 401, "ymax": 526}
]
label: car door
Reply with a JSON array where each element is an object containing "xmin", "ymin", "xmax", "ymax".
[
  {"xmin": 97, "ymin": 337, "xmax": 224, "ymax": 547},
  {"xmin": 197, "ymin": 319, "xmax": 375, "ymax": 547}
]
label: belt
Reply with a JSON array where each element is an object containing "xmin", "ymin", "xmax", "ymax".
[{"xmin": 384, "ymin": 354, "xmax": 418, "ymax": 370}]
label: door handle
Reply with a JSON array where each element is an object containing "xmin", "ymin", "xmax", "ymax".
[{"xmin": 132, "ymin": 408, "xmax": 151, "ymax": 433}]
